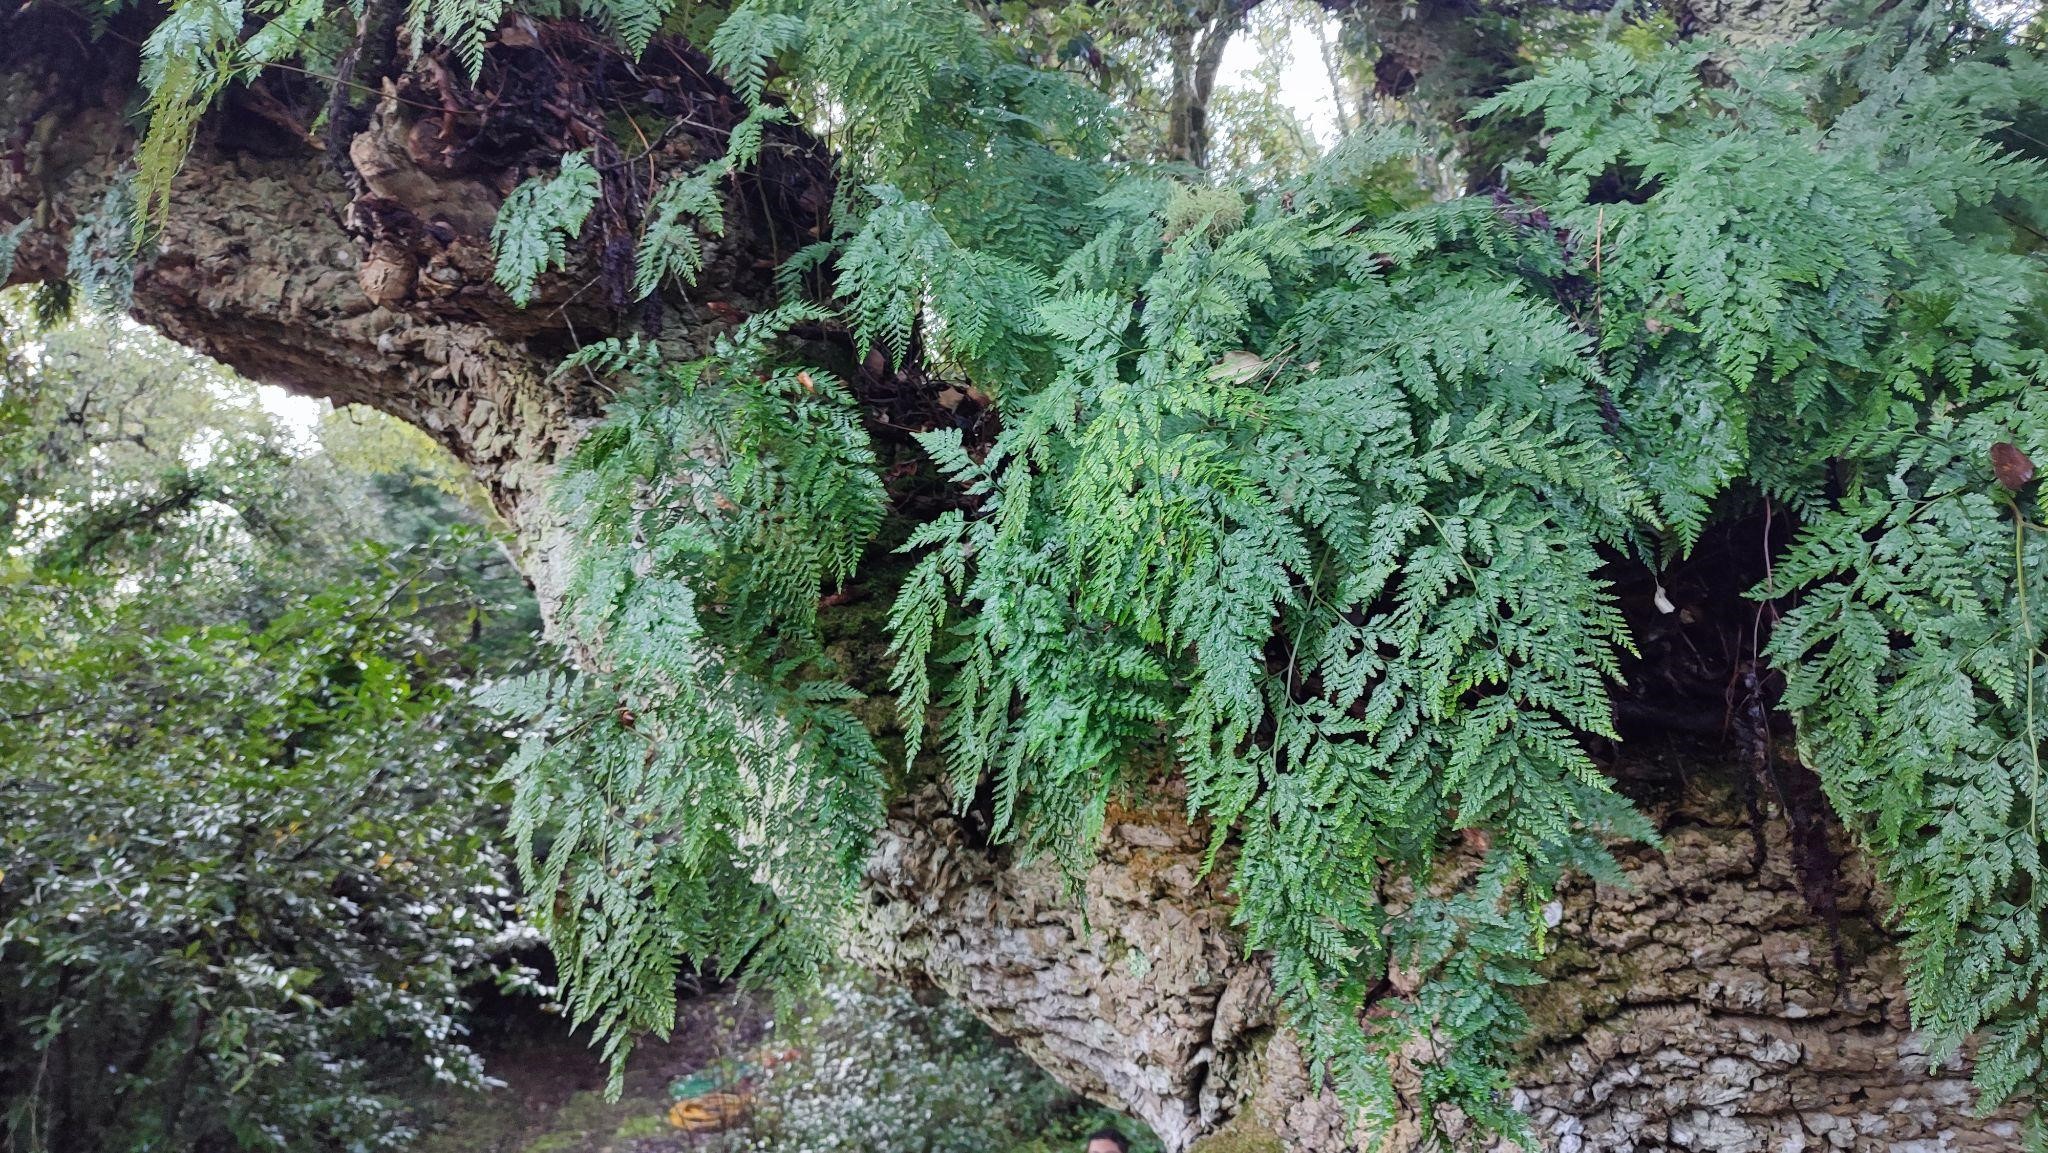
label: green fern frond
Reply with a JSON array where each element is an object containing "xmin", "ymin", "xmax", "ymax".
[
  {"xmin": 633, "ymin": 168, "xmax": 724, "ymax": 299},
  {"xmin": 709, "ymin": 2, "xmax": 806, "ymax": 107},
  {"xmin": 134, "ymin": 0, "xmax": 244, "ymax": 240},
  {"xmin": 492, "ymin": 152, "xmax": 602, "ymax": 308}
]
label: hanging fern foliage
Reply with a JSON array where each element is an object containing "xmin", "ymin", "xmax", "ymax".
[
  {"xmin": 491, "ymin": 151, "xmax": 603, "ymax": 307},
  {"xmin": 481, "ymin": 304, "xmax": 888, "ymax": 1090},
  {"xmin": 107, "ymin": 0, "xmax": 2048, "ymax": 1142},
  {"xmin": 485, "ymin": 17, "xmax": 2048, "ymax": 1142}
]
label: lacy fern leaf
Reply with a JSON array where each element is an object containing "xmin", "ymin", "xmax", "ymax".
[{"xmin": 492, "ymin": 152, "xmax": 602, "ymax": 308}]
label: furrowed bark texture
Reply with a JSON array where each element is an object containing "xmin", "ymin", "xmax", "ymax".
[
  {"xmin": 856, "ymin": 771, "xmax": 2023, "ymax": 1153},
  {"xmin": 0, "ymin": 15, "xmax": 2017, "ymax": 1152}
]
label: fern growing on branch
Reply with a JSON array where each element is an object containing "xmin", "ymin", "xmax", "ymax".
[
  {"xmin": 107, "ymin": 0, "xmax": 2048, "ymax": 1142},
  {"xmin": 491, "ymin": 151, "xmax": 603, "ymax": 307},
  {"xmin": 496, "ymin": 18, "xmax": 2048, "ymax": 1141}
]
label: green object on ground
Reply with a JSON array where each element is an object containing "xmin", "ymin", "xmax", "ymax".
[{"xmin": 667, "ymin": 1070, "xmax": 724, "ymax": 1101}]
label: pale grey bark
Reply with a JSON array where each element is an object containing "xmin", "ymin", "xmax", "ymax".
[{"xmin": 856, "ymin": 778, "xmax": 2022, "ymax": 1153}]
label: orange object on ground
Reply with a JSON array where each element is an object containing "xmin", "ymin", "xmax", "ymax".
[{"xmin": 665, "ymin": 1090, "xmax": 751, "ymax": 1132}]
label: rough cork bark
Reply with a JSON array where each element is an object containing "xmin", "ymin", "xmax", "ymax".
[
  {"xmin": 0, "ymin": 12, "xmax": 2017, "ymax": 1151},
  {"xmin": 857, "ymin": 760, "xmax": 2023, "ymax": 1153}
]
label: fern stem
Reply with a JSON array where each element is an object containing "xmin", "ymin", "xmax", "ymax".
[{"xmin": 2015, "ymin": 499, "xmax": 2040, "ymax": 841}]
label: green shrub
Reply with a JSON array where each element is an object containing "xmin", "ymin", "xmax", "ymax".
[{"xmin": 0, "ymin": 313, "xmax": 539, "ymax": 1153}]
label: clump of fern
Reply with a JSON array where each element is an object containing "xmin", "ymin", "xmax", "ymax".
[
  {"xmin": 481, "ymin": 305, "xmax": 888, "ymax": 1091},
  {"xmin": 116, "ymin": 0, "xmax": 2048, "ymax": 1141},
  {"xmin": 491, "ymin": 16, "xmax": 2048, "ymax": 1141},
  {"xmin": 886, "ymin": 173, "xmax": 1663, "ymax": 1132},
  {"xmin": 1488, "ymin": 33, "xmax": 2048, "ymax": 1132}
]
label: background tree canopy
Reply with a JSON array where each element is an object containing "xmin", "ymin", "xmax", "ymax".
[
  {"xmin": 0, "ymin": 309, "xmax": 540, "ymax": 1150},
  {"xmin": 1, "ymin": 0, "xmax": 2046, "ymax": 1148}
]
